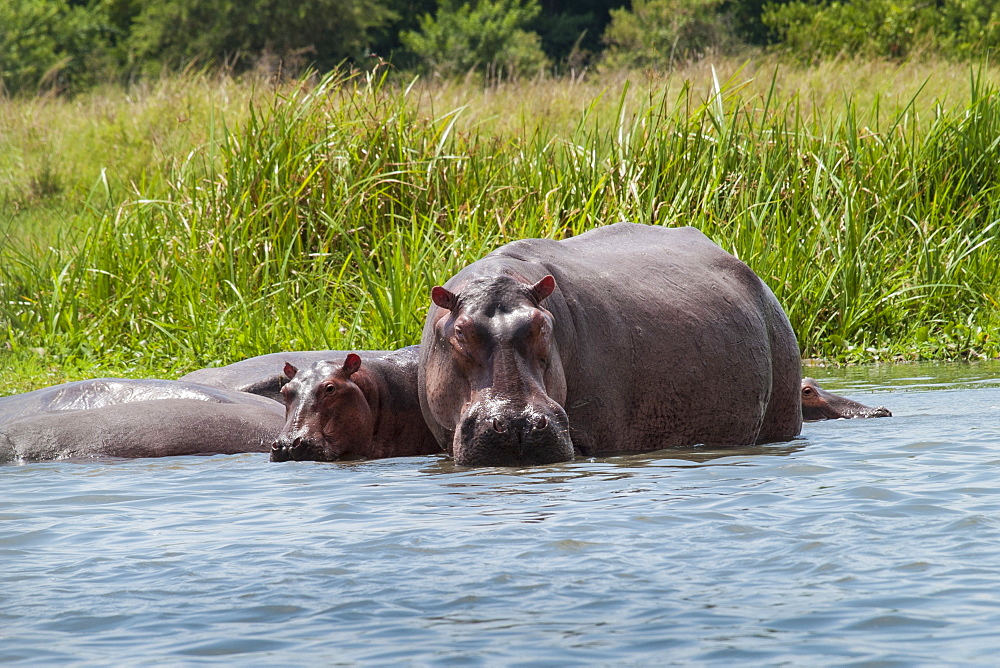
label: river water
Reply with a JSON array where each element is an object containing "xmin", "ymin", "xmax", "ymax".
[{"xmin": 2, "ymin": 362, "xmax": 1000, "ymax": 664}]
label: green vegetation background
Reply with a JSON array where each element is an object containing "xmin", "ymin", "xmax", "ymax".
[
  {"xmin": 7, "ymin": 0, "xmax": 1000, "ymax": 95},
  {"xmin": 2, "ymin": 1, "xmax": 1000, "ymax": 395}
]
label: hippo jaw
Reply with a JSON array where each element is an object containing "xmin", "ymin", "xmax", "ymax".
[{"xmin": 453, "ymin": 391, "xmax": 573, "ymax": 467}]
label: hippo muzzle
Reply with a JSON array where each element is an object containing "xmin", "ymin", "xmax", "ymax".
[
  {"xmin": 454, "ymin": 398, "xmax": 572, "ymax": 467},
  {"xmin": 270, "ymin": 433, "xmax": 342, "ymax": 462},
  {"xmin": 801, "ymin": 378, "xmax": 893, "ymax": 421}
]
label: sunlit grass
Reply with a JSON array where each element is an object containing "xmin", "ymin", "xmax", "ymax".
[{"xmin": 2, "ymin": 57, "xmax": 999, "ymax": 395}]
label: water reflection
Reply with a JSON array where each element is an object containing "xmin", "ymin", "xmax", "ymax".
[{"xmin": 421, "ymin": 441, "xmax": 808, "ymax": 480}]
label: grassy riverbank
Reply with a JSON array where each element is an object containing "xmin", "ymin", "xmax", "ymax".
[{"xmin": 2, "ymin": 58, "xmax": 999, "ymax": 395}]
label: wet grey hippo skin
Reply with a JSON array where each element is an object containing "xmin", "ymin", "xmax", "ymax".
[
  {"xmin": 418, "ymin": 222, "xmax": 803, "ymax": 467},
  {"xmin": 0, "ymin": 379, "xmax": 284, "ymax": 464},
  {"xmin": 801, "ymin": 377, "xmax": 892, "ymax": 421},
  {"xmin": 271, "ymin": 347, "xmax": 441, "ymax": 462},
  {"xmin": 179, "ymin": 350, "xmax": 399, "ymax": 402},
  {"xmin": 0, "ymin": 400, "xmax": 283, "ymax": 464},
  {"xmin": 0, "ymin": 377, "xmax": 283, "ymax": 427}
]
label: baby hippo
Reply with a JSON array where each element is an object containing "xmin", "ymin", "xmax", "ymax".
[
  {"xmin": 801, "ymin": 377, "xmax": 892, "ymax": 421},
  {"xmin": 271, "ymin": 348, "xmax": 441, "ymax": 462}
]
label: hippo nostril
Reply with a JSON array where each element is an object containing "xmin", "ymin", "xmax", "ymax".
[
  {"xmin": 292, "ymin": 437, "xmax": 302, "ymax": 449},
  {"xmin": 536, "ymin": 415, "xmax": 547, "ymax": 430},
  {"xmin": 270, "ymin": 441, "xmax": 289, "ymax": 463},
  {"xmin": 492, "ymin": 418, "xmax": 507, "ymax": 433}
]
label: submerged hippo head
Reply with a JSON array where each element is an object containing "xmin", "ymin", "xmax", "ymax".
[
  {"xmin": 271, "ymin": 354, "xmax": 374, "ymax": 462},
  {"xmin": 423, "ymin": 273, "xmax": 572, "ymax": 467},
  {"xmin": 801, "ymin": 377, "xmax": 892, "ymax": 421}
]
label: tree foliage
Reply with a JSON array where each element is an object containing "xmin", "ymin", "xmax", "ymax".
[
  {"xmin": 763, "ymin": 0, "xmax": 1000, "ymax": 61},
  {"xmin": 5, "ymin": 0, "xmax": 1000, "ymax": 96},
  {"xmin": 127, "ymin": 0, "xmax": 391, "ymax": 73},
  {"xmin": 530, "ymin": 0, "xmax": 624, "ymax": 67},
  {"xmin": 401, "ymin": 0, "xmax": 548, "ymax": 76},
  {"xmin": 602, "ymin": 0, "xmax": 734, "ymax": 69},
  {"xmin": 0, "ymin": 0, "xmax": 115, "ymax": 93}
]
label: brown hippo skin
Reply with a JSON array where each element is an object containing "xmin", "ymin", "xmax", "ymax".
[
  {"xmin": 271, "ymin": 347, "xmax": 441, "ymax": 462},
  {"xmin": 0, "ymin": 379, "xmax": 284, "ymax": 464},
  {"xmin": 179, "ymin": 350, "xmax": 352, "ymax": 402},
  {"xmin": 418, "ymin": 222, "xmax": 803, "ymax": 467},
  {"xmin": 801, "ymin": 378, "xmax": 892, "ymax": 421}
]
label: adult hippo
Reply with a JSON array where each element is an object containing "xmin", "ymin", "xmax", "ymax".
[
  {"xmin": 0, "ymin": 400, "xmax": 283, "ymax": 464},
  {"xmin": 0, "ymin": 377, "xmax": 283, "ymax": 426},
  {"xmin": 801, "ymin": 377, "xmax": 892, "ymax": 421},
  {"xmin": 180, "ymin": 350, "xmax": 352, "ymax": 402},
  {"xmin": 419, "ymin": 222, "xmax": 802, "ymax": 467},
  {"xmin": 271, "ymin": 347, "xmax": 441, "ymax": 462},
  {"xmin": 0, "ymin": 379, "xmax": 284, "ymax": 463}
]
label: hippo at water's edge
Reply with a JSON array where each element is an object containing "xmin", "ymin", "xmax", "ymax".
[
  {"xmin": 419, "ymin": 222, "xmax": 802, "ymax": 467},
  {"xmin": 0, "ymin": 377, "xmax": 283, "ymax": 427},
  {"xmin": 179, "ymin": 346, "xmax": 890, "ymax": 430},
  {"xmin": 271, "ymin": 347, "xmax": 441, "ymax": 462},
  {"xmin": 801, "ymin": 378, "xmax": 892, "ymax": 420},
  {"xmin": 179, "ymin": 350, "xmax": 358, "ymax": 402},
  {"xmin": 0, "ymin": 382, "xmax": 284, "ymax": 463}
]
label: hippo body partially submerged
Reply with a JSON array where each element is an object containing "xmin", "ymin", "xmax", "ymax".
[
  {"xmin": 0, "ymin": 379, "xmax": 284, "ymax": 464},
  {"xmin": 801, "ymin": 378, "xmax": 892, "ymax": 421},
  {"xmin": 0, "ymin": 377, "xmax": 282, "ymax": 426},
  {"xmin": 271, "ymin": 347, "xmax": 440, "ymax": 462},
  {"xmin": 180, "ymin": 350, "xmax": 350, "ymax": 402},
  {"xmin": 1, "ymin": 399, "xmax": 283, "ymax": 463},
  {"xmin": 419, "ymin": 222, "xmax": 803, "ymax": 466}
]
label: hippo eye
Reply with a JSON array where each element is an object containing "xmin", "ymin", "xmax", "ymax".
[
  {"xmin": 450, "ymin": 325, "xmax": 470, "ymax": 352},
  {"xmin": 325, "ymin": 384, "xmax": 337, "ymax": 394},
  {"xmin": 802, "ymin": 387, "xmax": 813, "ymax": 396}
]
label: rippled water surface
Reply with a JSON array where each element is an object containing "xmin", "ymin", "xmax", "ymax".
[{"xmin": 3, "ymin": 362, "xmax": 1000, "ymax": 664}]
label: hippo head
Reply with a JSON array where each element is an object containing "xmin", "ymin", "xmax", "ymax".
[
  {"xmin": 801, "ymin": 377, "xmax": 892, "ymax": 421},
  {"xmin": 423, "ymin": 273, "xmax": 573, "ymax": 467},
  {"xmin": 270, "ymin": 354, "xmax": 375, "ymax": 462}
]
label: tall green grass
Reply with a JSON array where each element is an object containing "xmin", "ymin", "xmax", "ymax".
[{"xmin": 2, "ymin": 60, "xmax": 999, "ymax": 394}]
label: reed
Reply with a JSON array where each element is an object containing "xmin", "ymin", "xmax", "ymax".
[{"xmin": 2, "ymin": 58, "xmax": 999, "ymax": 394}]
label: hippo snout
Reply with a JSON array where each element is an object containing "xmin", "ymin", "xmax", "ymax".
[
  {"xmin": 455, "ymin": 402, "xmax": 572, "ymax": 467},
  {"xmin": 270, "ymin": 437, "xmax": 294, "ymax": 462},
  {"xmin": 270, "ymin": 435, "xmax": 313, "ymax": 462}
]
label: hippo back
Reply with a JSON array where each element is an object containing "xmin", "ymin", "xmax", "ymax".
[
  {"xmin": 497, "ymin": 223, "xmax": 802, "ymax": 452},
  {"xmin": 0, "ymin": 378, "xmax": 282, "ymax": 427},
  {"xmin": 0, "ymin": 398, "xmax": 284, "ymax": 464},
  {"xmin": 180, "ymin": 350, "xmax": 406, "ymax": 402}
]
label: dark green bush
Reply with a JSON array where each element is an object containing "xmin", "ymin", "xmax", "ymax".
[
  {"xmin": 601, "ymin": 0, "xmax": 736, "ymax": 70},
  {"xmin": 0, "ymin": 0, "xmax": 116, "ymax": 94},
  {"xmin": 400, "ymin": 0, "xmax": 549, "ymax": 77},
  {"xmin": 127, "ymin": 0, "xmax": 391, "ymax": 73},
  {"xmin": 763, "ymin": 0, "xmax": 1000, "ymax": 61}
]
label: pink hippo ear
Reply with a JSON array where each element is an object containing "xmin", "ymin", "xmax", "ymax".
[
  {"xmin": 432, "ymin": 286, "xmax": 459, "ymax": 311},
  {"xmin": 530, "ymin": 275, "xmax": 556, "ymax": 303},
  {"xmin": 342, "ymin": 353, "xmax": 362, "ymax": 377},
  {"xmin": 283, "ymin": 362, "xmax": 298, "ymax": 380}
]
